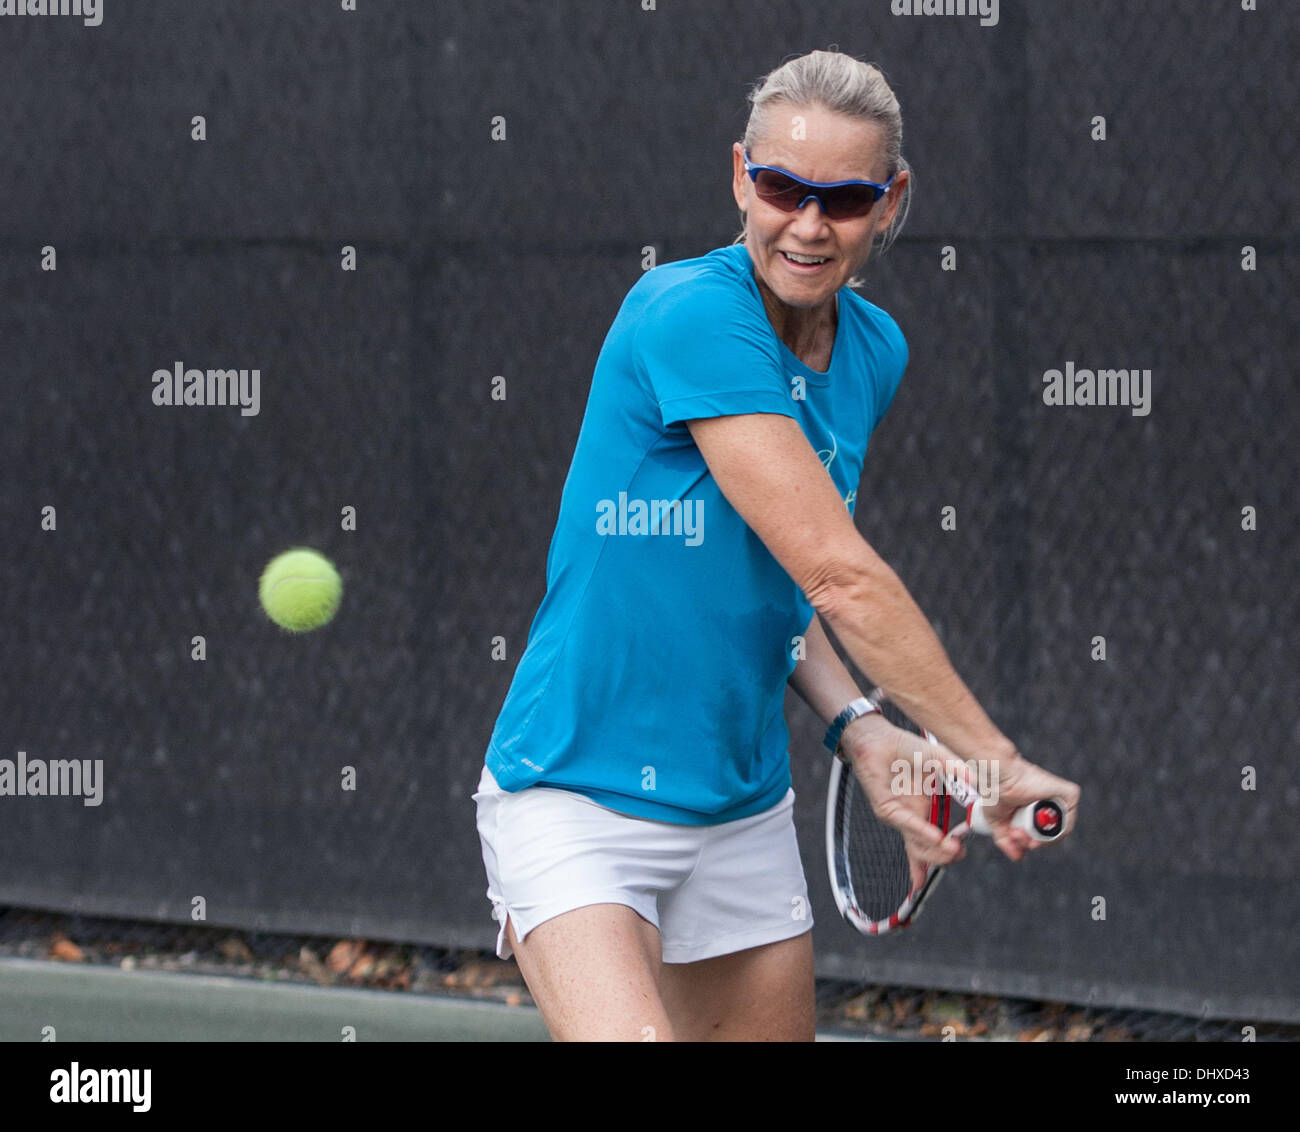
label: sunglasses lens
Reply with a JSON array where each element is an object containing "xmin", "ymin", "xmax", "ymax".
[
  {"xmin": 824, "ymin": 186, "xmax": 878, "ymax": 220},
  {"xmin": 753, "ymin": 170, "xmax": 805, "ymax": 210},
  {"xmin": 753, "ymin": 170, "xmax": 880, "ymax": 219}
]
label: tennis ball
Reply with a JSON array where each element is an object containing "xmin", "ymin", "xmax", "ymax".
[{"xmin": 259, "ymin": 548, "xmax": 342, "ymax": 632}]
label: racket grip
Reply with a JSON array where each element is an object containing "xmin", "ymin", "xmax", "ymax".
[{"xmin": 968, "ymin": 797, "xmax": 1067, "ymax": 842}]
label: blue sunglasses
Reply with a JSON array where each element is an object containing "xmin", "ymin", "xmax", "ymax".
[{"xmin": 743, "ymin": 149, "xmax": 895, "ymax": 220}]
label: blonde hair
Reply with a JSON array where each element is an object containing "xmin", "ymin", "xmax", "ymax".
[{"xmin": 734, "ymin": 50, "xmax": 912, "ymax": 270}]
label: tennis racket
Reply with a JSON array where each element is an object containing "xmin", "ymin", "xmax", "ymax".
[{"xmin": 825, "ymin": 686, "xmax": 1066, "ymax": 936}]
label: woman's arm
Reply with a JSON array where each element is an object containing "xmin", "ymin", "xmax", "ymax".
[
  {"xmin": 790, "ymin": 611, "xmax": 972, "ymax": 872},
  {"xmin": 691, "ymin": 411, "xmax": 1080, "ymax": 854},
  {"xmin": 787, "ymin": 612, "xmax": 864, "ymax": 726},
  {"xmin": 692, "ymin": 411, "xmax": 1007, "ymax": 763},
  {"xmin": 786, "ymin": 611, "xmax": 910, "ymax": 764}
]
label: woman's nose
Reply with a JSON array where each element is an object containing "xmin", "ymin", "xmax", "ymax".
[{"xmin": 792, "ymin": 196, "xmax": 831, "ymax": 231}]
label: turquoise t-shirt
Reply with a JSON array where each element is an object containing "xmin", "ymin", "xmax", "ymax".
[{"xmin": 485, "ymin": 243, "xmax": 908, "ymax": 824}]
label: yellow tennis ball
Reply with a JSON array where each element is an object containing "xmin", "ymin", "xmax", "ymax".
[{"xmin": 259, "ymin": 548, "xmax": 342, "ymax": 632}]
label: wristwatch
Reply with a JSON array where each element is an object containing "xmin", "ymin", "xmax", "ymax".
[{"xmin": 823, "ymin": 695, "xmax": 881, "ymax": 761}]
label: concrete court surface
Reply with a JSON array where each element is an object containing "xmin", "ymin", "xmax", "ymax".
[{"xmin": 0, "ymin": 957, "xmax": 871, "ymax": 1042}]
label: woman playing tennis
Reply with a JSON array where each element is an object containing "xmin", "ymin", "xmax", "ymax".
[{"xmin": 475, "ymin": 49, "xmax": 1080, "ymax": 1041}]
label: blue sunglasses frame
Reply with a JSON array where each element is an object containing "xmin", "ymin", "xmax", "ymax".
[{"xmin": 743, "ymin": 149, "xmax": 895, "ymax": 217}]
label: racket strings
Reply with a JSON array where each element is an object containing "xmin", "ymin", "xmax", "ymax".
[{"xmin": 835, "ymin": 779, "xmax": 914, "ymax": 924}]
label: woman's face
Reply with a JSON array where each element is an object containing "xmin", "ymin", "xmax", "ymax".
[{"xmin": 731, "ymin": 104, "xmax": 907, "ymax": 313}]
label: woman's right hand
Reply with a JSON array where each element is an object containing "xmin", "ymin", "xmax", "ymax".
[{"xmin": 840, "ymin": 712, "xmax": 1080, "ymax": 889}]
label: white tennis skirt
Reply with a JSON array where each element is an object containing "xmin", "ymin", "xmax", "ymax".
[{"xmin": 473, "ymin": 765, "xmax": 813, "ymax": 965}]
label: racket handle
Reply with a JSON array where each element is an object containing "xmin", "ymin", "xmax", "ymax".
[{"xmin": 968, "ymin": 797, "xmax": 1067, "ymax": 842}]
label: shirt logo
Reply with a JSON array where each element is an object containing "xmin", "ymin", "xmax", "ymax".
[
  {"xmin": 816, "ymin": 431, "xmax": 838, "ymax": 470},
  {"xmin": 815, "ymin": 431, "xmax": 855, "ymax": 511}
]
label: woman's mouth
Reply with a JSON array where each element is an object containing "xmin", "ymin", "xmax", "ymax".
[{"xmin": 780, "ymin": 250, "xmax": 832, "ymax": 273}]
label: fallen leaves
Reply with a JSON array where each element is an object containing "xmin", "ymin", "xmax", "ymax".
[
  {"xmin": 440, "ymin": 958, "xmax": 522, "ymax": 990},
  {"xmin": 48, "ymin": 933, "xmax": 85, "ymax": 962},
  {"xmin": 218, "ymin": 937, "xmax": 253, "ymax": 962},
  {"xmin": 293, "ymin": 940, "xmax": 415, "ymax": 990}
]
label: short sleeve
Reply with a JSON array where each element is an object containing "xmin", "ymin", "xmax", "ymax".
[
  {"xmin": 872, "ymin": 314, "xmax": 909, "ymax": 428},
  {"xmin": 633, "ymin": 276, "xmax": 795, "ymax": 430}
]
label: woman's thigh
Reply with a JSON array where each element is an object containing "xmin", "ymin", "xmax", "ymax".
[
  {"xmin": 505, "ymin": 903, "xmax": 675, "ymax": 1041},
  {"xmin": 657, "ymin": 930, "xmax": 816, "ymax": 1041}
]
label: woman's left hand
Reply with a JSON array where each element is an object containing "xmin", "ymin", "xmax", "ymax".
[{"xmin": 839, "ymin": 712, "xmax": 970, "ymax": 892}]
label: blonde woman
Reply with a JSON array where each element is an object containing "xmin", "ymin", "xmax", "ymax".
[{"xmin": 475, "ymin": 49, "xmax": 1080, "ymax": 1042}]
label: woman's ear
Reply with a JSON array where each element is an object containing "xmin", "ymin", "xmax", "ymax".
[
  {"xmin": 731, "ymin": 143, "xmax": 750, "ymax": 214},
  {"xmin": 876, "ymin": 167, "xmax": 909, "ymax": 234}
]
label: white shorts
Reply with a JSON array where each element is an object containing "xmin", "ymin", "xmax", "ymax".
[{"xmin": 473, "ymin": 766, "xmax": 813, "ymax": 965}]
